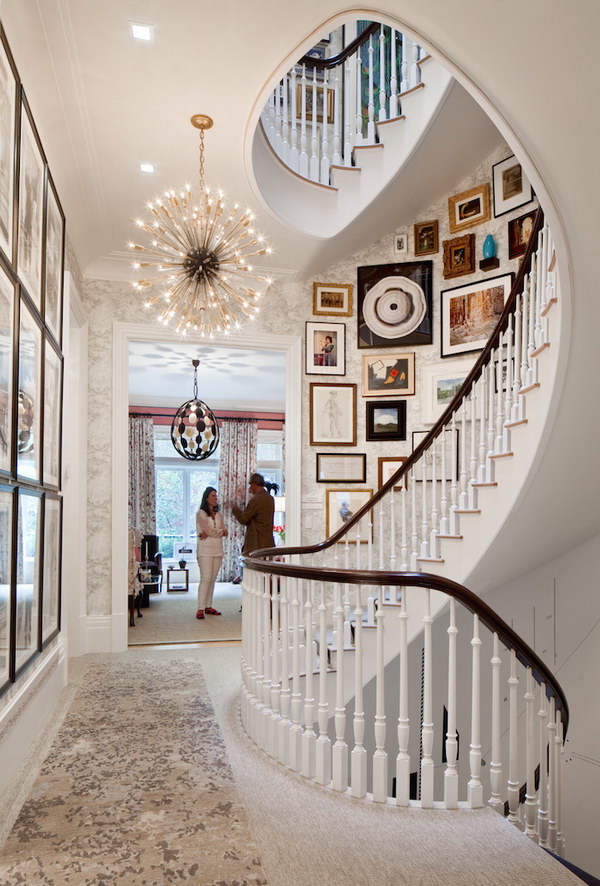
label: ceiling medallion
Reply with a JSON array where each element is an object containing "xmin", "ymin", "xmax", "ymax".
[
  {"xmin": 128, "ymin": 114, "xmax": 273, "ymax": 337},
  {"xmin": 171, "ymin": 360, "xmax": 219, "ymax": 460}
]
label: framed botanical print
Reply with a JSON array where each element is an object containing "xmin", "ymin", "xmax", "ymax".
[
  {"xmin": 0, "ymin": 33, "xmax": 17, "ymax": 265},
  {"xmin": 312, "ymin": 282, "xmax": 352, "ymax": 317},
  {"xmin": 0, "ymin": 263, "xmax": 14, "ymax": 475},
  {"xmin": 414, "ymin": 220, "xmax": 439, "ymax": 256},
  {"xmin": 362, "ymin": 352, "xmax": 415, "ymax": 397},
  {"xmin": 309, "ymin": 382, "xmax": 356, "ymax": 446},
  {"xmin": 357, "ymin": 261, "xmax": 433, "ymax": 349},
  {"xmin": 17, "ymin": 100, "xmax": 45, "ymax": 309},
  {"xmin": 316, "ymin": 452, "xmax": 366, "ymax": 483},
  {"xmin": 0, "ymin": 484, "xmax": 13, "ymax": 690},
  {"xmin": 16, "ymin": 297, "xmax": 42, "ymax": 482},
  {"xmin": 448, "ymin": 183, "xmax": 491, "ymax": 234},
  {"xmin": 366, "ymin": 400, "xmax": 406, "ymax": 441},
  {"xmin": 378, "ymin": 456, "xmax": 407, "ymax": 490},
  {"xmin": 440, "ymin": 273, "xmax": 513, "ymax": 358},
  {"xmin": 421, "ymin": 359, "xmax": 473, "ymax": 424},
  {"xmin": 43, "ymin": 338, "xmax": 62, "ymax": 487},
  {"xmin": 44, "ymin": 176, "xmax": 65, "ymax": 344},
  {"xmin": 325, "ymin": 487, "xmax": 373, "ymax": 543},
  {"xmin": 15, "ymin": 488, "xmax": 41, "ymax": 674},
  {"xmin": 42, "ymin": 494, "xmax": 61, "ymax": 645},
  {"xmin": 305, "ymin": 321, "xmax": 346, "ymax": 376},
  {"xmin": 442, "ymin": 234, "xmax": 475, "ymax": 279},
  {"xmin": 492, "ymin": 155, "xmax": 533, "ymax": 217}
]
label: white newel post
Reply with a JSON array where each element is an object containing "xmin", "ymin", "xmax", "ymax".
[
  {"xmin": 351, "ymin": 583, "xmax": 367, "ymax": 797},
  {"xmin": 444, "ymin": 598, "xmax": 458, "ymax": 808},
  {"xmin": 396, "ymin": 585, "xmax": 410, "ymax": 805},
  {"xmin": 332, "ymin": 583, "xmax": 348, "ymax": 791},
  {"xmin": 537, "ymin": 686, "xmax": 549, "ymax": 846},
  {"xmin": 278, "ymin": 575, "xmax": 291, "ymax": 765},
  {"xmin": 315, "ymin": 581, "xmax": 332, "ymax": 785},
  {"xmin": 372, "ymin": 588, "xmax": 388, "ymax": 802},
  {"xmin": 467, "ymin": 614, "xmax": 483, "ymax": 808},
  {"xmin": 488, "ymin": 633, "xmax": 503, "ymax": 813},
  {"xmin": 420, "ymin": 589, "xmax": 434, "ymax": 807},
  {"xmin": 302, "ymin": 580, "xmax": 316, "ymax": 777},
  {"xmin": 507, "ymin": 650, "xmax": 522, "ymax": 826},
  {"xmin": 524, "ymin": 669, "xmax": 538, "ymax": 838}
]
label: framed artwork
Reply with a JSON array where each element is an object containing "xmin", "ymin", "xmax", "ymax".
[
  {"xmin": 492, "ymin": 155, "xmax": 533, "ymax": 217},
  {"xmin": 305, "ymin": 320, "xmax": 346, "ymax": 376},
  {"xmin": 17, "ymin": 100, "xmax": 45, "ymax": 309},
  {"xmin": 295, "ymin": 83, "xmax": 334, "ymax": 123},
  {"xmin": 0, "ymin": 33, "xmax": 17, "ymax": 265},
  {"xmin": 297, "ymin": 41, "xmax": 328, "ymax": 79},
  {"xmin": 316, "ymin": 452, "xmax": 366, "ymax": 483},
  {"xmin": 421, "ymin": 359, "xmax": 473, "ymax": 424},
  {"xmin": 508, "ymin": 210, "xmax": 537, "ymax": 259},
  {"xmin": 42, "ymin": 494, "xmax": 61, "ymax": 645},
  {"xmin": 440, "ymin": 273, "xmax": 513, "ymax": 358},
  {"xmin": 414, "ymin": 220, "xmax": 439, "ymax": 256},
  {"xmin": 0, "ymin": 484, "xmax": 13, "ymax": 690},
  {"xmin": 44, "ymin": 176, "xmax": 65, "ymax": 344},
  {"xmin": 43, "ymin": 338, "xmax": 62, "ymax": 487},
  {"xmin": 448, "ymin": 183, "xmax": 491, "ymax": 233},
  {"xmin": 366, "ymin": 400, "xmax": 406, "ymax": 442},
  {"xmin": 443, "ymin": 233, "xmax": 475, "ymax": 279},
  {"xmin": 15, "ymin": 488, "xmax": 41, "ymax": 675},
  {"xmin": 378, "ymin": 456, "xmax": 407, "ymax": 490},
  {"xmin": 325, "ymin": 487, "xmax": 373, "ymax": 543},
  {"xmin": 362, "ymin": 352, "xmax": 415, "ymax": 397},
  {"xmin": 412, "ymin": 429, "xmax": 460, "ymax": 482},
  {"xmin": 16, "ymin": 297, "xmax": 42, "ymax": 482},
  {"xmin": 0, "ymin": 264, "xmax": 14, "ymax": 475},
  {"xmin": 309, "ymin": 382, "xmax": 356, "ymax": 446},
  {"xmin": 393, "ymin": 229, "xmax": 408, "ymax": 257},
  {"xmin": 312, "ymin": 282, "xmax": 352, "ymax": 317},
  {"xmin": 357, "ymin": 260, "xmax": 433, "ymax": 349}
]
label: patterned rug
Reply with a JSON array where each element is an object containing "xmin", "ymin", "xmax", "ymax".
[
  {"xmin": 128, "ymin": 582, "xmax": 242, "ymax": 645},
  {"xmin": 0, "ymin": 656, "xmax": 267, "ymax": 886}
]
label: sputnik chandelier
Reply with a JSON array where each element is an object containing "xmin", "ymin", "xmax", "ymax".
[{"xmin": 128, "ymin": 114, "xmax": 273, "ymax": 337}]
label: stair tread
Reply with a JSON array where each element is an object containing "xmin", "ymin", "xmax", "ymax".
[
  {"xmin": 471, "ymin": 481, "xmax": 498, "ymax": 488},
  {"xmin": 352, "ymin": 143, "xmax": 384, "ymax": 151},
  {"xmin": 330, "ymin": 163, "xmax": 361, "ymax": 172},
  {"xmin": 417, "ymin": 557, "xmax": 445, "ymax": 563},
  {"xmin": 505, "ymin": 419, "xmax": 528, "ymax": 429},
  {"xmin": 376, "ymin": 113, "xmax": 406, "ymax": 127},
  {"xmin": 437, "ymin": 534, "xmax": 463, "ymax": 539},
  {"xmin": 519, "ymin": 382, "xmax": 540, "ymax": 395},
  {"xmin": 455, "ymin": 509, "xmax": 481, "ymax": 514},
  {"xmin": 540, "ymin": 296, "xmax": 557, "ymax": 317},
  {"xmin": 398, "ymin": 82, "xmax": 426, "ymax": 98},
  {"xmin": 490, "ymin": 451, "xmax": 514, "ymax": 459},
  {"xmin": 531, "ymin": 342, "xmax": 550, "ymax": 358}
]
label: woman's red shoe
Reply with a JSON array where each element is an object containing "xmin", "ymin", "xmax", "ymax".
[
  {"xmin": 205, "ymin": 607, "xmax": 221, "ymax": 615},
  {"xmin": 196, "ymin": 609, "xmax": 205, "ymax": 619}
]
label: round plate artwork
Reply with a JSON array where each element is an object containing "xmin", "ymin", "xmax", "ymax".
[
  {"xmin": 362, "ymin": 275, "xmax": 427, "ymax": 339},
  {"xmin": 171, "ymin": 397, "xmax": 219, "ymax": 460}
]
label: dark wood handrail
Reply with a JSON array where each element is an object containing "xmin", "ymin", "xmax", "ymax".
[
  {"xmin": 297, "ymin": 23, "xmax": 380, "ymax": 71},
  {"xmin": 241, "ymin": 559, "xmax": 569, "ymax": 733}
]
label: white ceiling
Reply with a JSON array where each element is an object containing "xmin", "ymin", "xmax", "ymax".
[{"xmin": 128, "ymin": 340, "xmax": 286, "ymax": 410}]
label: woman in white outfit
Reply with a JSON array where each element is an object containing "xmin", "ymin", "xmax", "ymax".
[{"xmin": 196, "ymin": 486, "xmax": 227, "ymax": 619}]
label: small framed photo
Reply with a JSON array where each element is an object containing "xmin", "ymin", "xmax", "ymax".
[
  {"xmin": 0, "ymin": 33, "xmax": 18, "ymax": 265},
  {"xmin": 312, "ymin": 282, "xmax": 353, "ymax": 317},
  {"xmin": 305, "ymin": 321, "xmax": 345, "ymax": 376},
  {"xmin": 366, "ymin": 400, "xmax": 406, "ymax": 442},
  {"xmin": 508, "ymin": 210, "xmax": 537, "ymax": 259},
  {"xmin": 316, "ymin": 452, "xmax": 366, "ymax": 483},
  {"xmin": 309, "ymin": 382, "xmax": 356, "ymax": 446},
  {"xmin": 440, "ymin": 273, "xmax": 513, "ymax": 358},
  {"xmin": 442, "ymin": 233, "xmax": 475, "ymax": 279},
  {"xmin": 414, "ymin": 220, "xmax": 439, "ymax": 256},
  {"xmin": 44, "ymin": 176, "xmax": 65, "ymax": 345},
  {"xmin": 362, "ymin": 352, "xmax": 415, "ymax": 397},
  {"xmin": 412, "ymin": 429, "xmax": 459, "ymax": 482},
  {"xmin": 448, "ymin": 183, "xmax": 491, "ymax": 233},
  {"xmin": 421, "ymin": 359, "xmax": 473, "ymax": 424},
  {"xmin": 393, "ymin": 228, "xmax": 408, "ymax": 257},
  {"xmin": 378, "ymin": 456, "xmax": 407, "ymax": 490},
  {"xmin": 17, "ymin": 99, "xmax": 46, "ymax": 309},
  {"xmin": 325, "ymin": 487, "xmax": 373, "ymax": 543},
  {"xmin": 492, "ymin": 155, "xmax": 533, "ymax": 217}
]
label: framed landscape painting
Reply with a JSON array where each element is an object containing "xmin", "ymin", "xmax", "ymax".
[
  {"xmin": 492, "ymin": 155, "xmax": 533, "ymax": 217},
  {"xmin": 305, "ymin": 321, "xmax": 345, "ymax": 376},
  {"xmin": 309, "ymin": 382, "xmax": 356, "ymax": 446},
  {"xmin": 312, "ymin": 282, "xmax": 352, "ymax": 317},
  {"xmin": 440, "ymin": 273, "xmax": 513, "ymax": 358},
  {"xmin": 366, "ymin": 400, "xmax": 406, "ymax": 442},
  {"xmin": 421, "ymin": 359, "xmax": 473, "ymax": 424}
]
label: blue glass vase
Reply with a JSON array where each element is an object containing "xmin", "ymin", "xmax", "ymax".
[{"xmin": 482, "ymin": 234, "xmax": 496, "ymax": 259}]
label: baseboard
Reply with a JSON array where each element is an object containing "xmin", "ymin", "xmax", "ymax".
[{"xmin": 85, "ymin": 615, "xmax": 114, "ymax": 653}]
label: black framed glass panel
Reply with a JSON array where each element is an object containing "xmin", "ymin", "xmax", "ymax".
[
  {"xmin": 43, "ymin": 339, "xmax": 61, "ymax": 488},
  {"xmin": 15, "ymin": 488, "xmax": 40, "ymax": 671},
  {"xmin": 0, "ymin": 485, "xmax": 13, "ymax": 690},
  {"xmin": 16, "ymin": 297, "xmax": 41, "ymax": 482},
  {"xmin": 0, "ymin": 263, "xmax": 14, "ymax": 475},
  {"xmin": 42, "ymin": 494, "xmax": 60, "ymax": 644}
]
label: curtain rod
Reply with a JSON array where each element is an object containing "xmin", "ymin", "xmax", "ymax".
[{"xmin": 129, "ymin": 411, "xmax": 285, "ymax": 423}]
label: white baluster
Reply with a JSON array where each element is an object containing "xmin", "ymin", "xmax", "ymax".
[
  {"xmin": 378, "ymin": 26, "xmax": 387, "ymax": 122},
  {"xmin": 430, "ymin": 438, "xmax": 439, "ymax": 558},
  {"xmin": 343, "ymin": 56, "xmax": 353, "ymax": 164},
  {"xmin": 488, "ymin": 633, "xmax": 503, "ymax": 812},
  {"xmin": 400, "ymin": 33, "xmax": 409, "ymax": 93},
  {"xmin": 299, "ymin": 66, "xmax": 309, "ymax": 177},
  {"xmin": 527, "ymin": 255, "xmax": 537, "ymax": 386},
  {"xmin": 421, "ymin": 588, "xmax": 434, "ymax": 807},
  {"xmin": 410, "ymin": 41, "xmax": 421, "ymax": 87},
  {"xmin": 520, "ymin": 275, "xmax": 530, "ymax": 391},
  {"xmin": 503, "ymin": 317, "xmax": 514, "ymax": 452},
  {"xmin": 320, "ymin": 69, "xmax": 331, "ymax": 185},
  {"xmin": 267, "ymin": 88, "xmax": 276, "ymax": 144},
  {"xmin": 396, "ymin": 584, "xmax": 410, "ymax": 805},
  {"xmin": 547, "ymin": 697, "xmax": 557, "ymax": 849},
  {"xmin": 468, "ymin": 614, "xmax": 483, "ymax": 807},
  {"xmin": 302, "ymin": 580, "xmax": 316, "ymax": 777},
  {"xmin": 449, "ymin": 413, "xmax": 459, "ymax": 534},
  {"xmin": 261, "ymin": 575, "xmax": 273, "ymax": 747},
  {"xmin": 444, "ymin": 598, "xmax": 458, "ymax": 808},
  {"xmin": 332, "ymin": 65, "xmax": 342, "ymax": 166},
  {"xmin": 410, "ymin": 470, "xmax": 419, "ymax": 570},
  {"xmin": 289, "ymin": 578, "xmax": 303, "ymax": 770},
  {"xmin": 281, "ymin": 74, "xmax": 290, "ymax": 167},
  {"xmin": 534, "ymin": 232, "xmax": 544, "ymax": 350},
  {"xmin": 420, "ymin": 454, "xmax": 429, "ymax": 558},
  {"xmin": 539, "ymin": 224, "xmax": 549, "ymax": 316},
  {"xmin": 524, "ymin": 669, "xmax": 538, "ymax": 838},
  {"xmin": 389, "ymin": 28, "xmax": 398, "ymax": 117},
  {"xmin": 373, "ymin": 583, "xmax": 388, "ymax": 802},
  {"xmin": 351, "ymin": 583, "xmax": 367, "ymax": 797},
  {"xmin": 555, "ymin": 712, "xmax": 565, "ymax": 855},
  {"xmin": 315, "ymin": 581, "xmax": 332, "ymax": 785},
  {"xmin": 269, "ymin": 573, "xmax": 281, "ymax": 753},
  {"xmin": 537, "ymin": 685, "xmax": 549, "ymax": 846},
  {"xmin": 440, "ymin": 429, "xmax": 449, "ymax": 535},
  {"xmin": 512, "ymin": 292, "xmax": 523, "ymax": 421},
  {"xmin": 459, "ymin": 400, "xmax": 468, "ymax": 509},
  {"xmin": 279, "ymin": 574, "xmax": 291, "ymax": 764},
  {"xmin": 400, "ymin": 483, "xmax": 408, "ymax": 570},
  {"xmin": 310, "ymin": 69, "xmax": 319, "ymax": 182},
  {"xmin": 367, "ymin": 36, "xmax": 375, "ymax": 142},
  {"xmin": 253, "ymin": 573, "xmax": 266, "ymax": 745},
  {"xmin": 495, "ymin": 347, "xmax": 505, "ymax": 455},
  {"xmin": 478, "ymin": 372, "xmax": 487, "ymax": 483},
  {"xmin": 507, "ymin": 649, "xmax": 522, "ymax": 825},
  {"xmin": 332, "ymin": 583, "xmax": 348, "ymax": 791},
  {"xmin": 487, "ymin": 360, "xmax": 496, "ymax": 469},
  {"xmin": 274, "ymin": 81, "xmax": 283, "ymax": 157},
  {"xmin": 469, "ymin": 390, "xmax": 478, "ymax": 508},
  {"xmin": 355, "ymin": 54, "xmax": 363, "ymax": 145},
  {"xmin": 289, "ymin": 69, "xmax": 299, "ymax": 172}
]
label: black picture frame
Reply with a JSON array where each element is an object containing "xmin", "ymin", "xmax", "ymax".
[
  {"xmin": 14, "ymin": 486, "xmax": 42, "ymax": 679},
  {"xmin": 0, "ymin": 261, "xmax": 15, "ymax": 477},
  {"xmin": 17, "ymin": 94, "xmax": 46, "ymax": 311},
  {"xmin": 43, "ymin": 336, "xmax": 63, "ymax": 489},
  {"xmin": 0, "ymin": 482, "xmax": 14, "ymax": 693},
  {"xmin": 43, "ymin": 174, "xmax": 65, "ymax": 347},
  {"xmin": 0, "ymin": 28, "xmax": 18, "ymax": 270},
  {"xmin": 41, "ymin": 492, "xmax": 62, "ymax": 646},
  {"xmin": 366, "ymin": 400, "xmax": 407, "ymax": 441},
  {"xmin": 492, "ymin": 155, "xmax": 533, "ymax": 218},
  {"xmin": 16, "ymin": 293, "xmax": 42, "ymax": 483},
  {"xmin": 357, "ymin": 260, "xmax": 433, "ymax": 349},
  {"xmin": 316, "ymin": 452, "xmax": 367, "ymax": 483},
  {"xmin": 440, "ymin": 273, "xmax": 514, "ymax": 358}
]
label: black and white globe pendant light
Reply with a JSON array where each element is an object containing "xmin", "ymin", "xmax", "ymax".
[{"xmin": 171, "ymin": 359, "xmax": 219, "ymax": 460}]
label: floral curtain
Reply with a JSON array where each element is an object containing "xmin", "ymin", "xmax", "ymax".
[
  {"xmin": 218, "ymin": 419, "xmax": 257, "ymax": 580},
  {"xmin": 128, "ymin": 415, "xmax": 156, "ymax": 534}
]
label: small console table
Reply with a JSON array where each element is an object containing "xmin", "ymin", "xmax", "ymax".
[{"xmin": 167, "ymin": 567, "xmax": 189, "ymax": 593}]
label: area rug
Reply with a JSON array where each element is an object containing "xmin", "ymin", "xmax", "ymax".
[
  {"xmin": 0, "ymin": 656, "xmax": 267, "ymax": 886},
  {"xmin": 128, "ymin": 582, "xmax": 242, "ymax": 645}
]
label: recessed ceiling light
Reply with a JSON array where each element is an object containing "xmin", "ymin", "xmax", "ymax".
[
  {"xmin": 130, "ymin": 22, "xmax": 153, "ymax": 41},
  {"xmin": 140, "ymin": 162, "xmax": 155, "ymax": 174}
]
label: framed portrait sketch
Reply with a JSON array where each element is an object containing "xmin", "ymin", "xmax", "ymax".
[
  {"xmin": 378, "ymin": 456, "xmax": 407, "ymax": 490},
  {"xmin": 0, "ymin": 33, "xmax": 17, "ymax": 265},
  {"xmin": 362, "ymin": 352, "xmax": 415, "ymax": 397},
  {"xmin": 309, "ymin": 382, "xmax": 356, "ymax": 446},
  {"xmin": 15, "ymin": 488, "xmax": 42, "ymax": 674},
  {"xmin": 305, "ymin": 321, "xmax": 345, "ymax": 376},
  {"xmin": 357, "ymin": 261, "xmax": 433, "ymax": 349},
  {"xmin": 0, "ymin": 264, "xmax": 15, "ymax": 475},
  {"xmin": 421, "ymin": 359, "xmax": 474, "ymax": 424},
  {"xmin": 44, "ymin": 176, "xmax": 65, "ymax": 345},
  {"xmin": 17, "ymin": 100, "xmax": 45, "ymax": 309},
  {"xmin": 414, "ymin": 220, "xmax": 439, "ymax": 256},
  {"xmin": 492, "ymin": 155, "xmax": 533, "ymax": 217},
  {"xmin": 440, "ymin": 273, "xmax": 513, "ymax": 358},
  {"xmin": 42, "ymin": 494, "xmax": 61, "ymax": 645},
  {"xmin": 316, "ymin": 452, "xmax": 366, "ymax": 483},
  {"xmin": 508, "ymin": 210, "xmax": 537, "ymax": 259},
  {"xmin": 325, "ymin": 487, "xmax": 373, "ymax": 543},
  {"xmin": 412, "ymin": 429, "xmax": 460, "ymax": 482},
  {"xmin": 43, "ymin": 338, "xmax": 62, "ymax": 487},
  {"xmin": 366, "ymin": 400, "xmax": 406, "ymax": 442},
  {"xmin": 448, "ymin": 183, "xmax": 491, "ymax": 233},
  {"xmin": 443, "ymin": 234, "xmax": 475, "ymax": 279},
  {"xmin": 393, "ymin": 228, "xmax": 408, "ymax": 257},
  {"xmin": 312, "ymin": 282, "xmax": 352, "ymax": 317},
  {"xmin": 16, "ymin": 297, "xmax": 42, "ymax": 482},
  {"xmin": 0, "ymin": 484, "xmax": 14, "ymax": 691}
]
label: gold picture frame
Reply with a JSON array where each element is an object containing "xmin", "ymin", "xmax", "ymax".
[
  {"xmin": 442, "ymin": 233, "xmax": 476, "ymax": 279},
  {"xmin": 448, "ymin": 183, "xmax": 491, "ymax": 233},
  {"xmin": 312, "ymin": 282, "xmax": 353, "ymax": 317},
  {"xmin": 295, "ymin": 83, "xmax": 334, "ymax": 124},
  {"xmin": 413, "ymin": 220, "xmax": 439, "ymax": 256}
]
